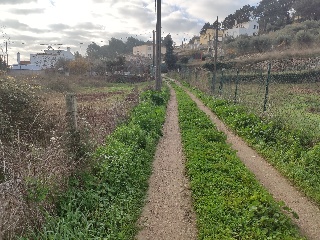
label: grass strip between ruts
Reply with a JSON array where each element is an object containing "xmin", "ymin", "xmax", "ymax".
[{"xmin": 172, "ymin": 81, "xmax": 305, "ymax": 239}]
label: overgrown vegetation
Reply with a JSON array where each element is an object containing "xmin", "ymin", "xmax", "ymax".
[
  {"xmin": 181, "ymin": 81, "xmax": 320, "ymax": 207},
  {"xmin": 225, "ymin": 20, "xmax": 320, "ymax": 57},
  {"xmin": 172, "ymin": 81, "xmax": 305, "ymax": 239},
  {"xmin": 20, "ymin": 87, "xmax": 170, "ymax": 239},
  {"xmin": 0, "ymin": 74, "xmax": 147, "ymax": 239}
]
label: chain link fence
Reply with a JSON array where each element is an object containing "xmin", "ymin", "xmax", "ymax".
[{"xmin": 170, "ymin": 62, "xmax": 320, "ymax": 143}]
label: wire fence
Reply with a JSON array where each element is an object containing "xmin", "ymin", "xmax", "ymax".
[{"xmin": 170, "ymin": 63, "xmax": 320, "ymax": 143}]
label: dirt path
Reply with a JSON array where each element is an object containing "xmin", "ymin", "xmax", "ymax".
[
  {"xmin": 136, "ymin": 79, "xmax": 320, "ymax": 240},
  {"xmin": 181, "ymin": 84, "xmax": 320, "ymax": 240},
  {"xmin": 136, "ymin": 86, "xmax": 198, "ymax": 240}
]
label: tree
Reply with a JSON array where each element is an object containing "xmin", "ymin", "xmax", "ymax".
[
  {"xmin": 163, "ymin": 34, "xmax": 177, "ymax": 71},
  {"xmin": 73, "ymin": 51, "xmax": 82, "ymax": 59},
  {"xmin": 222, "ymin": 14, "xmax": 236, "ymax": 29},
  {"xmin": 200, "ymin": 22, "xmax": 212, "ymax": 35},
  {"xmin": 0, "ymin": 56, "xmax": 6, "ymax": 71},
  {"xmin": 55, "ymin": 58, "xmax": 71, "ymax": 72},
  {"xmin": 234, "ymin": 4, "xmax": 255, "ymax": 24},
  {"xmin": 68, "ymin": 57, "xmax": 90, "ymax": 75},
  {"xmin": 254, "ymin": 0, "xmax": 295, "ymax": 32},
  {"xmin": 125, "ymin": 37, "xmax": 145, "ymax": 52},
  {"xmin": 86, "ymin": 37, "xmax": 146, "ymax": 61},
  {"xmin": 293, "ymin": 0, "xmax": 320, "ymax": 20},
  {"xmin": 86, "ymin": 42, "xmax": 101, "ymax": 59},
  {"xmin": 212, "ymin": 19, "xmax": 221, "ymax": 29}
]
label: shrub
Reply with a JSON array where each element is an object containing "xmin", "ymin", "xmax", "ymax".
[
  {"xmin": 235, "ymin": 36, "xmax": 251, "ymax": 54},
  {"xmin": 0, "ymin": 76, "xmax": 45, "ymax": 142},
  {"xmin": 295, "ymin": 30, "xmax": 315, "ymax": 47},
  {"xmin": 252, "ymin": 35, "xmax": 272, "ymax": 53}
]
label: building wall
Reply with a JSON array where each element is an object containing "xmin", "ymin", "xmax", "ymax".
[
  {"xmin": 225, "ymin": 20, "xmax": 259, "ymax": 38},
  {"xmin": 200, "ymin": 29, "xmax": 224, "ymax": 45},
  {"xmin": 11, "ymin": 64, "xmax": 41, "ymax": 70},
  {"xmin": 133, "ymin": 45, "xmax": 166, "ymax": 58},
  {"xmin": 12, "ymin": 48, "xmax": 75, "ymax": 71},
  {"xmin": 30, "ymin": 48, "xmax": 75, "ymax": 69}
]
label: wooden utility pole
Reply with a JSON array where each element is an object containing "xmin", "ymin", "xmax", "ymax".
[
  {"xmin": 153, "ymin": 30, "xmax": 155, "ymax": 68},
  {"xmin": 213, "ymin": 16, "xmax": 219, "ymax": 93},
  {"xmin": 5, "ymin": 41, "xmax": 8, "ymax": 69},
  {"xmin": 155, "ymin": 0, "xmax": 161, "ymax": 91}
]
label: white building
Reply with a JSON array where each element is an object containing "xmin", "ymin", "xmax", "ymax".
[
  {"xmin": 12, "ymin": 47, "xmax": 75, "ymax": 70},
  {"xmin": 11, "ymin": 52, "xmax": 41, "ymax": 70},
  {"xmin": 225, "ymin": 19, "xmax": 259, "ymax": 38}
]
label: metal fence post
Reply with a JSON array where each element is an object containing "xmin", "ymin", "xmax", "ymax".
[
  {"xmin": 219, "ymin": 70, "xmax": 224, "ymax": 96},
  {"xmin": 234, "ymin": 69, "xmax": 239, "ymax": 104},
  {"xmin": 263, "ymin": 63, "xmax": 272, "ymax": 112}
]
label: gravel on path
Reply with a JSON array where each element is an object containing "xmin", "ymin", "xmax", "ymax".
[{"xmin": 136, "ymin": 86, "xmax": 198, "ymax": 240}]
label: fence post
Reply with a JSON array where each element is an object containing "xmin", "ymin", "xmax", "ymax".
[
  {"xmin": 66, "ymin": 93, "xmax": 81, "ymax": 159},
  {"xmin": 212, "ymin": 72, "xmax": 216, "ymax": 94},
  {"xmin": 263, "ymin": 63, "xmax": 272, "ymax": 112},
  {"xmin": 195, "ymin": 69, "xmax": 198, "ymax": 81},
  {"xmin": 66, "ymin": 93, "xmax": 78, "ymax": 131},
  {"xmin": 234, "ymin": 69, "xmax": 239, "ymax": 104},
  {"xmin": 219, "ymin": 70, "xmax": 224, "ymax": 96}
]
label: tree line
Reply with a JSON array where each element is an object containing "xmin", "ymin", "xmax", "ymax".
[{"xmin": 200, "ymin": 0, "xmax": 320, "ymax": 34}]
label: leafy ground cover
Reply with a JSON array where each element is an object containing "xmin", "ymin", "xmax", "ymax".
[
  {"xmin": 181, "ymin": 81, "xmax": 320, "ymax": 207},
  {"xmin": 20, "ymin": 87, "xmax": 170, "ymax": 239},
  {"xmin": 172, "ymin": 82, "xmax": 306, "ymax": 239}
]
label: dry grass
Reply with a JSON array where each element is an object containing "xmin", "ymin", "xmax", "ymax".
[
  {"xmin": 0, "ymin": 73, "xmax": 147, "ymax": 239},
  {"xmin": 230, "ymin": 46, "xmax": 320, "ymax": 65}
]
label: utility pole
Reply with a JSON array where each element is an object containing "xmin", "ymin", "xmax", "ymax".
[
  {"xmin": 213, "ymin": 16, "xmax": 219, "ymax": 93},
  {"xmin": 5, "ymin": 41, "xmax": 8, "ymax": 69},
  {"xmin": 155, "ymin": 0, "xmax": 161, "ymax": 91},
  {"xmin": 153, "ymin": 30, "xmax": 155, "ymax": 67}
]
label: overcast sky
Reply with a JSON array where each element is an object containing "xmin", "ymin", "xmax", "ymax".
[{"xmin": 1, "ymin": 0, "xmax": 258, "ymax": 64}]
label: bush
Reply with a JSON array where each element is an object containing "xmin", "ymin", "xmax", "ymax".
[
  {"xmin": 252, "ymin": 35, "xmax": 272, "ymax": 53},
  {"xmin": 295, "ymin": 30, "xmax": 315, "ymax": 47},
  {"xmin": 235, "ymin": 36, "xmax": 251, "ymax": 54},
  {"xmin": 0, "ymin": 76, "xmax": 45, "ymax": 142}
]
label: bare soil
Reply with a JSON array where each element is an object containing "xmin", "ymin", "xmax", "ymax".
[
  {"xmin": 136, "ymin": 86, "xmax": 198, "ymax": 240},
  {"xmin": 136, "ymin": 80, "xmax": 320, "ymax": 240}
]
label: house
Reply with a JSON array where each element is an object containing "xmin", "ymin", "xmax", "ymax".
[
  {"xmin": 133, "ymin": 44, "xmax": 166, "ymax": 58},
  {"xmin": 225, "ymin": 19, "xmax": 259, "ymax": 38},
  {"xmin": 12, "ymin": 47, "xmax": 75, "ymax": 70},
  {"xmin": 11, "ymin": 52, "xmax": 41, "ymax": 70},
  {"xmin": 200, "ymin": 29, "xmax": 224, "ymax": 46},
  {"xmin": 185, "ymin": 37, "xmax": 201, "ymax": 50}
]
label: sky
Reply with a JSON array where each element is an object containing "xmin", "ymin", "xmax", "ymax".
[{"xmin": 0, "ymin": 0, "xmax": 258, "ymax": 64}]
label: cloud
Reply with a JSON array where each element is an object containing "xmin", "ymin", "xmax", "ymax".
[
  {"xmin": 9, "ymin": 8, "xmax": 45, "ymax": 15},
  {"xmin": 48, "ymin": 23, "xmax": 70, "ymax": 31},
  {"xmin": 0, "ymin": 19, "xmax": 45, "ymax": 34},
  {"xmin": 0, "ymin": 0, "xmax": 36, "ymax": 4},
  {"xmin": 117, "ymin": 3, "xmax": 155, "ymax": 29}
]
